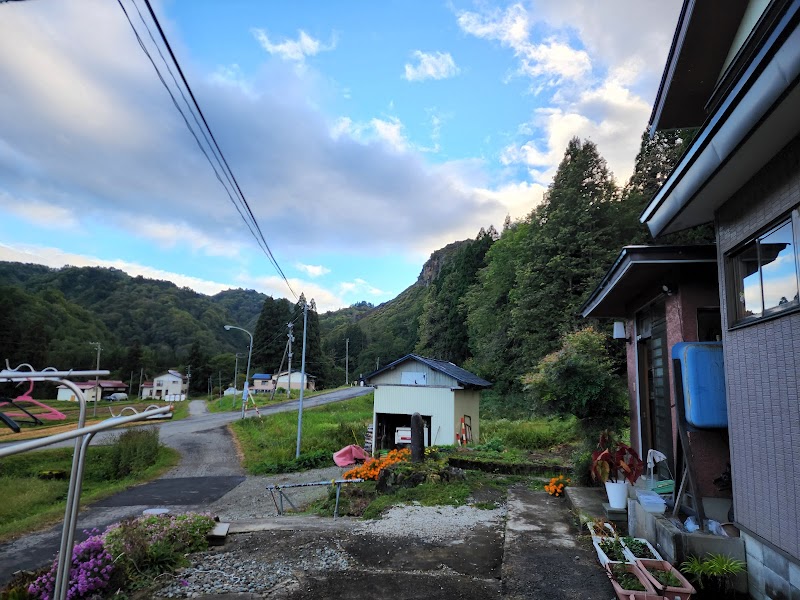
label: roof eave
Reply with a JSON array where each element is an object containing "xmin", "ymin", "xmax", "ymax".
[{"xmin": 642, "ymin": 4, "xmax": 800, "ymax": 237}]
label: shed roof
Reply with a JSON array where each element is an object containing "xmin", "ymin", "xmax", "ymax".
[
  {"xmin": 367, "ymin": 354, "xmax": 492, "ymax": 388},
  {"xmin": 580, "ymin": 245, "xmax": 717, "ymax": 319}
]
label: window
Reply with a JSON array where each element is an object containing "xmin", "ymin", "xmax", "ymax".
[{"xmin": 728, "ymin": 209, "xmax": 800, "ymax": 324}]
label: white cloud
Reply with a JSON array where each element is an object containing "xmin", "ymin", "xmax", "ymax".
[
  {"xmin": 295, "ymin": 263, "xmax": 331, "ymax": 278},
  {"xmin": 1, "ymin": 192, "xmax": 78, "ymax": 229},
  {"xmin": 251, "ymin": 29, "xmax": 335, "ymax": 63},
  {"xmin": 458, "ymin": 5, "xmax": 591, "ymax": 86},
  {"xmin": 370, "ymin": 116, "xmax": 407, "ymax": 151},
  {"xmin": 404, "ymin": 51, "xmax": 460, "ymax": 82},
  {"xmin": 339, "ymin": 278, "xmax": 385, "ymax": 297}
]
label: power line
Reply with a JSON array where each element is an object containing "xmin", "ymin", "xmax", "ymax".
[{"xmin": 116, "ymin": 0, "xmax": 297, "ymax": 299}]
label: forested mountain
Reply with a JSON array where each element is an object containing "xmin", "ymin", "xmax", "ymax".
[
  {"xmin": 1, "ymin": 128, "xmax": 713, "ymax": 398},
  {"xmin": 0, "ymin": 263, "xmax": 267, "ymax": 390}
]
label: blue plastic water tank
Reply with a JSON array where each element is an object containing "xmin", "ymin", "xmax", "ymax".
[{"xmin": 672, "ymin": 342, "xmax": 727, "ymax": 428}]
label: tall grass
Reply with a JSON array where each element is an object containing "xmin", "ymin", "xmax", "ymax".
[
  {"xmin": 480, "ymin": 417, "xmax": 577, "ymax": 452},
  {"xmin": 0, "ymin": 433, "xmax": 179, "ymax": 541},
  {"xmin": 231, "ymin": 393, "xmax": 373, "ymax": 474}
]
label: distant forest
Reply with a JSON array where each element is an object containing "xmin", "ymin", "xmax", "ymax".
[{"xmin": 0, "ymin": 129, "xmax": 713, "ymax": 396}]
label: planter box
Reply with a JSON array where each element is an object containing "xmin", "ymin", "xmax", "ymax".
[
  {"xmin": 637, "ymin": 558, "xmax": 696, "ymax": 600},
  {"xmin": 605, "ymin": 561, "xmax": 658, "ymax": 600},
  {"xmin": 620, "ymin": 536, "xmax": 663, "ymax": 562},
  {"xmin": 594, "ymin": 538, "xmax": 630, "ymax": 565},
  {"xmin": 586, "ymin": 520, "xmax": 617, "ymax": 542}
]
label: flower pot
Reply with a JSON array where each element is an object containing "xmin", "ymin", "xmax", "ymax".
[
  {"xmin": 605, "ymin": 481, "xmax": 629, "ymax": 509},
  {"xmin": 637, "ymin": 558, "xmax": 696, "ymax": 600},
  {"xmin": 593, "ymin": 538, "xmax": 630, "ymax": 566},
  {"xmin": 605, "ymin": 561, "xmax": 658, "ymax": 600},
  {"xmin": 620, "ymin": 537, "xmax": 663, "ymax": 562}
]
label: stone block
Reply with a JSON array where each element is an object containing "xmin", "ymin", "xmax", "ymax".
[
  {"xmin": 764, "ymin": 564, "xmax": 790, "ymax": 600},
  {"xmin": 744, "ymin": 531, "xmax": 765, "ymax": 563},
  {"xmin": 764, "ymin": 544, "xmax": 790, "ymax": 579},
  {"xmin": 789, "ymin": 560, "xmax": 800, "ymax": 590}
]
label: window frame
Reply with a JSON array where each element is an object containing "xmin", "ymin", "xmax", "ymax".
[{"xmin": 726, "ymin": 207, "xmax": 800, "ymax": 328}]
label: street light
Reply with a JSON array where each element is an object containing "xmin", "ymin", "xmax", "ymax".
[
  {"xmin": 233, "ymin": 352, "xmax": 247, "ymax": 408},
  {"xmin": 224, "ymin": 325, "xmax": 253, "ymax": 419}
]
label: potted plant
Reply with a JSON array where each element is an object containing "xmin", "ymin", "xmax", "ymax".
[
  {"xmin": 620, "ymin": 535, "xmax": 663, "ymax": 561},
  {"xmin": 605, "ymin": 561, "xmax": 657, "ymax": 600},
  {"xmin": 591, "ymin": 431, "xmax": 644, "ymax": 509},
  {"xmin": 594, "ymin": 536, "xmax": 628, "ymax": 565},
  {"xmin": 638, "ymin": 558, "xmax": 696, "ymax": 600},
  {"xmin": 681, "ymin": 553, "xmax": 746, "ymax": 599}
]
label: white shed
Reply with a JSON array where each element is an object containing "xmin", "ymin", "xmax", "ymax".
[{"xmin": 366, "ymin": 354, "xmax": 491, "ymax": 454}]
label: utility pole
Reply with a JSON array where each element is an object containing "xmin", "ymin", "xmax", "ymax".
[
  {"xmin": 287, "ymin": 322, "xmax": 294, "ymax": 399},
  {"xmin": 345, "ymin": 338, "xmax": 349, "ymax": 386},
  {"xmin": 295, "ymin": 301, "xmax": 308, "ymax": 459},
  {"xmin": 218, "ymin": 371, "xmax": 222, "ymax": 398},
  {"xmin": 138, "ymin": 368, "xmax": 143, "ymax": 399},
  {"xmin": 233, "ymin": 354, "xmax": 240, "ymax": 407},
  {"xmin": 186, "ymin": 365, "xmax": 191, "ymax": 402},
  {"xmin": 129, "ymin": 371, "xmax": 134, "ymax": 396},
  {"xmin": 89, "ymin": 342, "xmax": 102, "ymax": 417}
]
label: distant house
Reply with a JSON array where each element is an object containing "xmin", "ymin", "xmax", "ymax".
[
  {"xmin": 251, "ymin": 373, "xmax": 274, "ymax": 394},
  {"xmin": 274, "ymin": 371, "xmax": 315, "ymax": 391},
  {"xmin": 365, "ymin": 354, "xmax": 491, "ymax": 454},
  {"xmin": 141, "ymin": 370, "xmax": 187, "ymax": 401},
  {"xmin": 623, "ymin": 2, "xmax": 800, "ymax": 597},
  {"xmin": 56, "ymin": 380, "xmax": 127, "ymax": 403}
]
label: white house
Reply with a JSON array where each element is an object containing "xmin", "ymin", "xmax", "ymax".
[
  {"xmin": 141, "ymin": 370, "xmax": 187, "ymax": 401},
  {"xmin": 366, "ymin": 354, "xmax": 491, "ymax": 454},
  {"xmin": 274, "ymin": 371, "xmax": 316, "ymax": 391}
]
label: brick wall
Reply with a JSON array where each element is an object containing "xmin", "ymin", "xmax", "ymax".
[{"xmin": 715, "ymin": 135, "xmax": 800, "ymax": 561}]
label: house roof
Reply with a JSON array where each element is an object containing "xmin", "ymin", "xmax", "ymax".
[
  {"xmin": 252, "ymin": 373, "xmax": 272, "ymax": 379},
  {"xmin": 57, "ymin": 380, "xmax": 127, "ymax": 390},
  {"xmin": 274, "ymin": 370, "xmax": 315, "ymax": 379},
  {"xmin": 580, "ymin": 245, "xmax": 718, "ymax": 319},
  {"xmin": 642, "ymin": 0, "xmax": 800, "ymax": 236},
  {"xmin": 166, "ymin": 370, "xmax": 183, "ymax": 379},
  {"xmin": 141, "ymin": 381, "xmax": 154, "ymax": 388},
  {"xmin": 366, "ymin": 354, "xmax": 492, "ymax": 388}
]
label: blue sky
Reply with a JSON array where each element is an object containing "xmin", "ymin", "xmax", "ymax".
[{"xmin": 0, "ymin": 1, "xmax": 681, "ymax": 311}]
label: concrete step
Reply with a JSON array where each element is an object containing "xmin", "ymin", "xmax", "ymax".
[{"xmin": 206, "ymin": 522, "xmax": 230, "ymax": 546}]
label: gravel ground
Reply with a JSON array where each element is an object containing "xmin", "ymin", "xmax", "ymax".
[
  {"xmin": 154, "ymin": 503, "xmax": 506, "ymax": 600},
  {"xmin": 205, "ymin": 466, "xmax": 348, "ymax": 521}
]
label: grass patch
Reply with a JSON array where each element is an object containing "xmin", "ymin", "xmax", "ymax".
[
  {"xmin": 0, "ymin": 434, "xmax": 180, "ymax": 542},
  {"xmin": 480, "ymin": 416, "xmax": 577, "ymax": 452},
  {"xmin": 231, "ymin": 392, "xmax": 373, "ymax": 474}
]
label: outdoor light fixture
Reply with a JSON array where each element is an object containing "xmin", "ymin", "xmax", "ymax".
[
  {"xmin": 612, "ymin": 321, "xmax": 630, "ymax": 343},
  {"xmin": 223, "ymin": 324, "xmax": 253, "ymax": 419},
  {"xmin": 662, "ymin": 284, "xmax": 675, "ymax": 296}
]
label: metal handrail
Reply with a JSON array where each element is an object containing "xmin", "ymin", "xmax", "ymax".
[{"xmin": 0, "ymin": 367, "xmax": 172, "ymax": 600}]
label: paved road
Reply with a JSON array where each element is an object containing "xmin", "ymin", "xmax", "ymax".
[{"xmin": 0, "ymin": 386, "xmax": 373, "ymax": 584}]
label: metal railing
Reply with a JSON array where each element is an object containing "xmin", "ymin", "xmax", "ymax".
[{"xmin": 0, "ymin": 365, "xmax": 172, "ymax": 600}]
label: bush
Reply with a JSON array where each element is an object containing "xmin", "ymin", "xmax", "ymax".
[
  {"xmin": 522, "ymin": 326, "xmax": 628, "ymax": 439},
  {"xmin": 93, "ymin": 428, "xmax": 161, "ymax": 479},
  {"xmin": 479, "ymin": 391, "xmax": 532, "ymax": 420},
  {"xmin": 103, "ymin": 513, "xmax": 215, "ymax": 584},
  {"xmin": 251, "ymin": 449, "xmax": 331, "ymax": 475},
  {"xmin": 29, "ymin": 531, "xmax": 114, "ymax": 600}
]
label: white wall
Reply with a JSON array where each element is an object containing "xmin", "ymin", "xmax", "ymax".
[{"xmin": 373, "ymin": 386, "xmax": 455, "ymax": 446}]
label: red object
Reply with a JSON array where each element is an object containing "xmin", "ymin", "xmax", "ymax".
[{"xmin": 333, "ymin": 444, "xmax": 368, "ymax": 467}]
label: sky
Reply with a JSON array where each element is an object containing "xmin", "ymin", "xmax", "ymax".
[{"xmin": 0, "ymin": 0, "xmax": 682, "ymax": 312}]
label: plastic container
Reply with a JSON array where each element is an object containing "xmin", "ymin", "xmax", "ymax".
[
  {"xmin": 636, "ymin": 558, "xmax": 696, "ymax": 600},
  {"xmin": 672, "ymin": 342, "xmax": 727, "ymax": 428},
  {"xmin": 636, "ymin": 489, "xmax": 667, "ymax": 514},
  {"xmin": 605, "ymin": 561, "xmax": 658, "ymax": 600}
]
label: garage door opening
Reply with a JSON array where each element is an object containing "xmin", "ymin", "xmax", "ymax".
[{"xmin": 375, "ymin": 413, "xmax": 431, "ymax": 451}]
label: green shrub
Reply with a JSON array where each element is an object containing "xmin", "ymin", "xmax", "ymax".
[
  {"xmin": 103, "ymin": 513, "xmax": 214, "ymax": 584},
  {"xmin": 251, "ymin": 449, "xmax": 331, "ymax": 475},
  {"xmin": 479, "ymin": 391, "xmax": 532, "ymax": 420},
  {"xmin": 95, "ymin": 427, "xmax": 161, "ymax": 479},
  {"xmin": 522, "ymin": 326, "xmax": 628, "ymax": 439}
]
